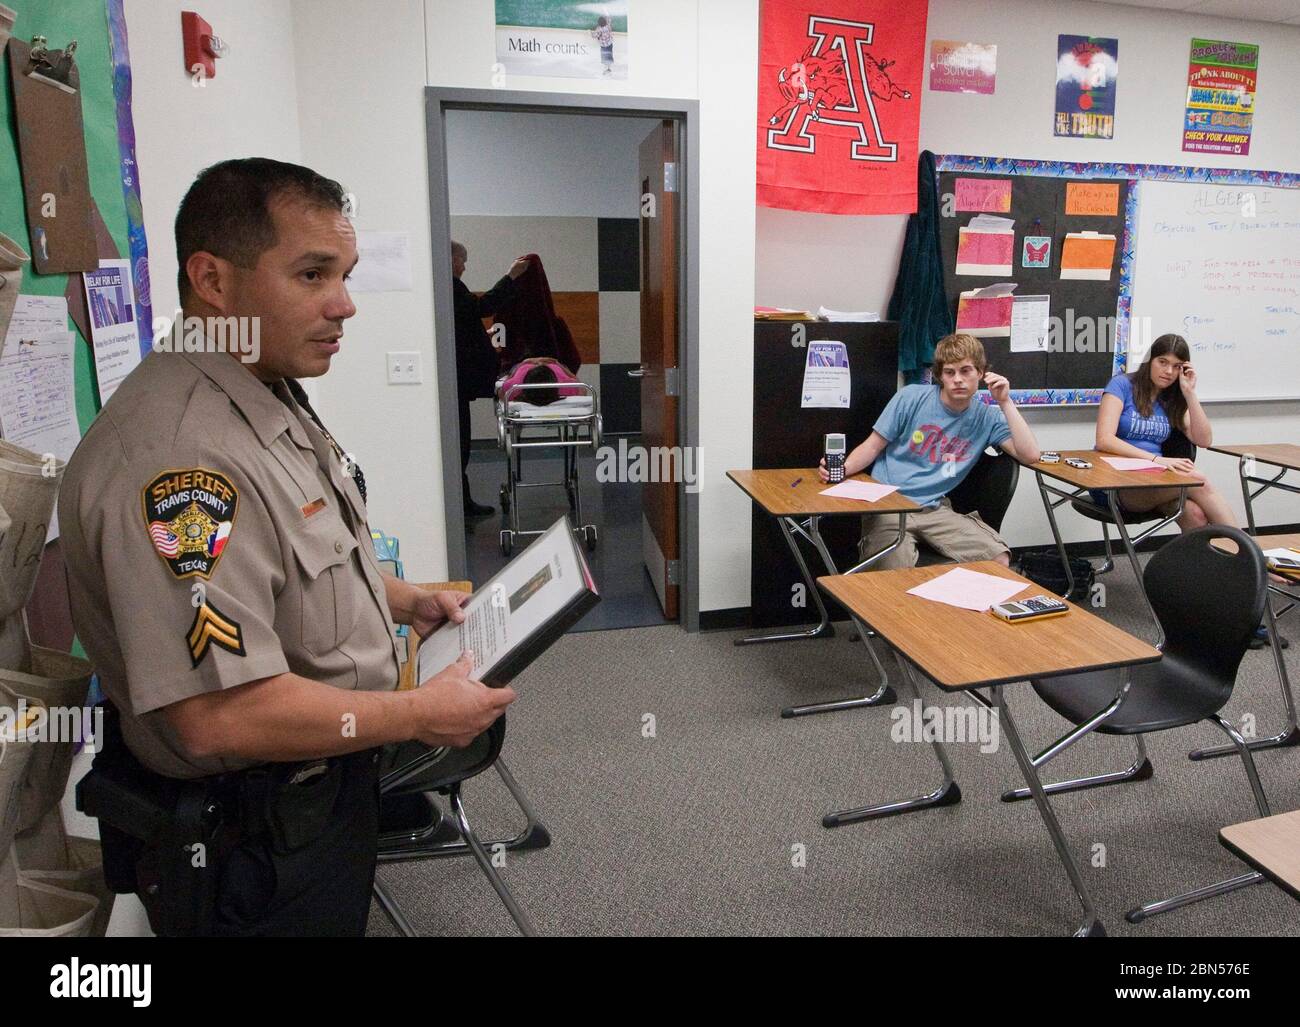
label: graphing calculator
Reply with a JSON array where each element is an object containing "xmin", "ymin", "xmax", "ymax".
[
  {"xmin": 1065, "ymin": 457, "xmax": 1093, "ymax": 469},
  {"xmin": 825, "ymin": 433, "xmax": 846, "ymax": 483},
  {"xmin": 1040, "ymin": 451, "xmax": 1061, "ymax": 463},
  {"xmin": 990, "ymin": 594, "xmax": 1070, "ymax": 623}
]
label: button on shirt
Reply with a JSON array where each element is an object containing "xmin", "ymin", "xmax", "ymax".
[
  {"xmin": 60, "ymin": 349, "xmax": 401, "ymax": 779},
  {"xmin": 869, "ymin": 384, "xmax": 1011, "ymax": 508}
]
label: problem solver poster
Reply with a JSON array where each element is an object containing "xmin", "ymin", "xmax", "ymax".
[
  {"xmin": 1182, "ymin": 38, "xmax": 1257, "ymax": 157},
  {"xmin": 495, "ymin": 1, "xmax": 629, "ymax": 80},
  {"xmin": 1054, "ymin": 35, "xmax": 1118, "ymax": 139}
]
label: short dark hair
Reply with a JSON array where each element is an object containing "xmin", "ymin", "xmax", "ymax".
[
  {"xmin": 523, "ymin": 364, "xmax": 560, "ymax": 406},
  {"xmin": 175, "ymin": 158, "xmax": 347, "ymax": 299}
]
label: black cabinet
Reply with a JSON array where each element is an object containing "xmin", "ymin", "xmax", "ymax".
[{"xmin": 750, "ymin": 320, "xmax": 899, "ymax": 628}]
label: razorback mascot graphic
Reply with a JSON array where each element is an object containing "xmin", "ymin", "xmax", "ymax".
[{"xmin": 757, "ymin": 1, "xmax": 929, "ymax": 215}]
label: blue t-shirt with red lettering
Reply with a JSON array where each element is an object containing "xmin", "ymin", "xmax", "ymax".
[{"xmin": 869, "ymin": 384, "xmax": 1011, "ymax": 508}]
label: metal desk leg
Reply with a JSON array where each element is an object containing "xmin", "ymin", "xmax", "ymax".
[
  {"xmin": 992, "ymin": 686, "xmax": 1105, "ymax": 938},
  {"xmin": 1189, "ymin": 584, "xmax": 1300, "ymax": 760},
  {"xmin": 1037, "ymin": 471, "xmax": 1077, "ymax": 600},
  {"xmin": 736, "ymin": 515, "xmax": 835, "ymax": 645},
  {"xmin": 821, "ymin": 652, "xmax": 961, "ymax": 828},
  {"xmin": 1239, "ymin": 455, "xmax": 1259, "ymax": 537},
  {"xmin": 1107, "ymin": 491, "xmax": 1169, "ymax": 650},
  {"xmin": 780, "ymin": 513, "xmax": 902, "ymax": 717}
]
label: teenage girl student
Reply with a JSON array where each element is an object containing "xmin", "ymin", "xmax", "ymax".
[{"xmin": 1094, "ymin": 332, "xmax": 1287, "ymax": 647}]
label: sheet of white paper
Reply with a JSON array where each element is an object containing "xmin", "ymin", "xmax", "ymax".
[
  {"xmin": 1100, "ymin": 456, "xmax": 1165, "ymax": 471},
  {"xmin": 349, "ymin": 231, "xmax": 412, "ymax": 293},
  {"xmin": 1009, "ymin": 294, "xmax": 1051, "ymax": 353},
  {"xmin": 0, "ymin": 331, "xmax": 80, "ymax": 541},
  {"xmin": 968, "ymin": 214, "xmax": 1015, "ymax": 230},
  {"xmin": 817, "ymin": 306, "xmax": 879, "ymax": 322},
  {"xmin": 906, "ymin": 567, "xmax": 1027, "ymax": 612},
  {"xmin": 4, "ymin": 294, "xmax": 68, "ymax": 344},
  {"xmin": 819, "ymin": 480, "xmax": 899, "ymax": 503},
  {"xmin": 973, "ymin": 282, "xmax": 1017, "ymax": 298},
  {"xmin": 800, "ymin": 340, "xmax": 850, "ymax": 409},
  {"xmin": 83, "ymin": 259, "xmax": 142, "ymax": 403},
  {"xmin": 1262, "ymin": 548, "xmax": 1300, "ymax": 561}
]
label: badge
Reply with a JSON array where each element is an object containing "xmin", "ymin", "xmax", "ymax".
[
  {"xmin": 187, "ymin": 601, "xmax": 245, "ymax": 666},
  {"xmin": 142, "ymin": 468, "xmax": 239, "ymax": 579}
]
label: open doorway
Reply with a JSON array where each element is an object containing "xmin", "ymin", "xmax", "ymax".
[{"xmin": 425, "ymin": 90, "xmax": 699, "ymax": 632}]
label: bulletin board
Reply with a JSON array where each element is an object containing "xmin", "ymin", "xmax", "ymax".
[
  {"xmin": 936, "ymin": 156, "xmax": 1131, "ymax": 406},
  {"xmin": 0, "ymin": 0, "xmax": 152, "ymax": 432},
  {"xmin": 936, "ymin": 154, "xmax": 1300, "ymax": 406}
]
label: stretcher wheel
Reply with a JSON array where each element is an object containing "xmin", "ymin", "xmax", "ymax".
[
  {"xmin": 499, "ymin": 531, "xmax": 513, "ymax": 557},
  {"xmin": 499, "ymin": 483, "xmax": 510, "ymax": 513},
  {"xmin": 584, "ymin": 525, "xmax": 598, "ymax": 551}
]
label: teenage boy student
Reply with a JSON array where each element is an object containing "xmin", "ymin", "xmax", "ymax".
[{"xmin": 819, "ymin": 333, "xmax": 1041, "ymax": 568}]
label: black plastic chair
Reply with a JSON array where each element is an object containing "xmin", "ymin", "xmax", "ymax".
[
  {"xmin": 915, "ymin": 447, "xmax": 1020, "ymax": 565},
  {"xmin": 1071, "ymin": 429, "xmax": 1197, "ymax": 574},
  {"xmin": 1005, "ymin": 525, "xmax": 1275, "ymax": 924},
  {"xmin": 373, "ymin": 715, "xmax": 551, "ymax": 936}
]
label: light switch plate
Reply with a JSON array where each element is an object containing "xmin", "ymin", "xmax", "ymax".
[{"xmin": 386, "ymin": 351, "xmax": 422, "ymax": 384}]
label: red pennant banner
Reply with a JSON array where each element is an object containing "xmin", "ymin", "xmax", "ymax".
[{"xmin": 756, "ymin": 0, "xmax": 929, "ymax": 215}]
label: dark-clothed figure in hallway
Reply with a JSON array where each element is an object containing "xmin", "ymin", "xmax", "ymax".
[{"xmin": 451, "ymin": 241, "xmax": 527, "ymax": 516}]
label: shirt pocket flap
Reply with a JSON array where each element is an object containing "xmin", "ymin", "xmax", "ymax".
[{"xmin": 289, "ymin": 522, "xmax": 358, "ymax": 580}]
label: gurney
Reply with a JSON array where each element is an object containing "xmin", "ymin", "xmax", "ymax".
[{"xmin": 494, "ymin": 380, "xmax": 601, "ymax": 556}]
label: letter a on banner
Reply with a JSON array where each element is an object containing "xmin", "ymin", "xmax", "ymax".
[{"xmin": 757, "ymin": 1, "xmax": 929, "ymax": 214}]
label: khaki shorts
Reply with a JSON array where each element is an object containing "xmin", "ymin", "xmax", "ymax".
[{"xmin": 859, "ymin": 498, "xmax": 1010, "ymax": 570}]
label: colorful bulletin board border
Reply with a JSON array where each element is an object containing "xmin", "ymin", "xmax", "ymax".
[{"xmin": 935, "ymin": 154, "xmax": 1300, "ymax": 407}]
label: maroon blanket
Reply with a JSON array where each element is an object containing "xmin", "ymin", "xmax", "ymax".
[{"xmin": 494, "ymin": 253, "xmax": 581, "ymax": 374}]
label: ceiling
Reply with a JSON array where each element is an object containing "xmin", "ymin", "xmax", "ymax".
[{"xmin": 1096, "ymin": 0, "xmax": 1300, "ymax": 25}]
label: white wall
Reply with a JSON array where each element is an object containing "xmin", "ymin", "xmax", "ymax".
[
  {"xmin": 125, "ymin": 0, "xmax": 304, "ymax": 324},
  {"xmin": 447, "ymin": 110, "xmax": 654, "ymax": 217},
  {"xmin": 288, "ymin": 0, "xmax": 759, "ymax": 612},
  {"xmin": 755, "ymin": 0, "xmax": 1300, "ymax": 554}
]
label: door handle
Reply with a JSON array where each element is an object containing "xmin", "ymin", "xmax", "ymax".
[{"xmin": 627, "ymin": 366, "xmax": 648, "ymax": 378}]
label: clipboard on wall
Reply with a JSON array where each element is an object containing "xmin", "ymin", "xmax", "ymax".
[{"xmin": 6, "ymin": 38, "xmax": 98, "ymax": 274}]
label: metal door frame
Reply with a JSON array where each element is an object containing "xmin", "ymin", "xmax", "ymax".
[{"xmin": 425, "ymin": 87, "xmax": 700, "ymax": 630}]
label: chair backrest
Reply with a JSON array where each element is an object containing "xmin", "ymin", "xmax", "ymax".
[
  {"xmin": 1144, "ymin": 526, "xmax": 1265, "ymax": 682},
  {"xmin": 1162, "ymin": 428, "xmax": 1197, "ymax": 462},
  {"xmin": 380, "ymin": 715, "xmax": 506, "ymax": 796},
  {"xmin": 948, "ymin": 448, "xmax": 1020, "ymax": 531}
]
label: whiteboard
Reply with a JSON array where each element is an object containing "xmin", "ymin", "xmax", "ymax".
[{"xmin": 1129, "ymin": 179, "xmax": 1300, "ymax": 402}]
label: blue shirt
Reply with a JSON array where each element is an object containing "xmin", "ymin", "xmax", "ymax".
[
  {"xmin": 1104, "ymin": 373, "xmax": 1170, "ymax": 456},
  {"xmin": 869, "ymin": 384, "xmax": 1011, "ymax": 508}
]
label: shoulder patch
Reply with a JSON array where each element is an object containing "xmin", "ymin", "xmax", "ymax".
[
  {"xmin": 188, "ymin": 601, "xmax": 245, "ymax": 667},
  {"xmin": 143, "ymin": 468, "xmax": 239, "ymax": 579}
]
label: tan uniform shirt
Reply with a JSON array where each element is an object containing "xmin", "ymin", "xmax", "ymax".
[{"xmin": 60, "ymin": 349, "xmax": 401, "ymax": 778}]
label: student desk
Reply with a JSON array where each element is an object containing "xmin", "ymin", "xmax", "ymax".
[
  {"xmin": 1220, "ymin": 809, "xmax": 1300, "ymax": 904},
  {"xmin": 818, "ymin": 561, "xmax": 1161, "ymax": 936},
  {"xmin": 1207, "ymin": 444, "xmax": 1300, "ymax": 536},
  {"xmin": 1198, "ymin": 533, "xmax": 1300, "ymax": 762},
  {"xmin": 727, "ymin": 468, "xmax": 920, "ymax": 717},
  {"xmin": 1030, "ymin": 449, "xmax": 1201, "ymax": 646}
]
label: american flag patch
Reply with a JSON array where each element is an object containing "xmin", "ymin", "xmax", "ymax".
[{"xmin": 148, "ymin": 521, "xmax": 180, "ymax": 558}]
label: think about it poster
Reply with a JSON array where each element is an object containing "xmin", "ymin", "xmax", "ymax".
[
  {"xmin": 1054, "ymin": 35, "xmax": 1118, "ymax": 139},
  {"xmin": 1183, "ymin": 38, "xmax": 1257, "ymax": 157},
  {"xmin": 495, "ymin": 1, "xmax": 629, "ymax": 80}
]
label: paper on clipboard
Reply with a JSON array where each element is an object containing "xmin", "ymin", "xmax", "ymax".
[{"xmin": 416, "ymin": 518, "xmax": 598, "ymax": 686}]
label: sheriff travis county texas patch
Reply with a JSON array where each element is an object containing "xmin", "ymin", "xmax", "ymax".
[{"xmin": 142, "ymin": 468, "xmax": 239, "ymax": 579}]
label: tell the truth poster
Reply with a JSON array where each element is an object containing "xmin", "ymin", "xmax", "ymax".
[{"xmin": 1054, "ymin": 35, "xmax": 1118, "ymax": 139}]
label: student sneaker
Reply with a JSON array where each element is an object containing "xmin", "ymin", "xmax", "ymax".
[{"xmin": 1251, "ymin": 625, "xmax": 1291, "ymax": 650}]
